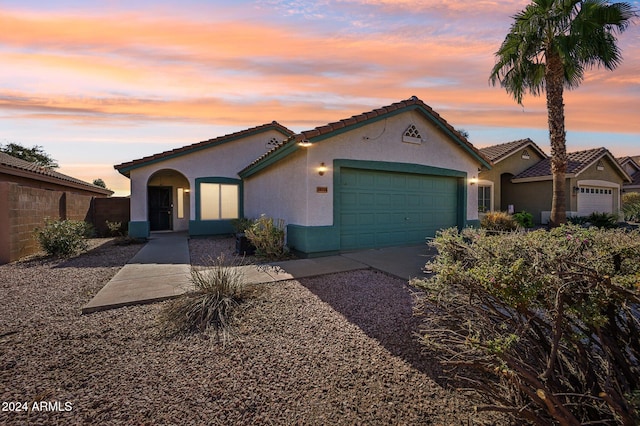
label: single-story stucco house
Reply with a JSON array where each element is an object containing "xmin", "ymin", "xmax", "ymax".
[
  {"xmin": 115, "ymin": 96, "xmax": 491, "ymax": 257},
  {"xmin": 479, "ymin": 141, "xmax": 631, "ymax": 224}
]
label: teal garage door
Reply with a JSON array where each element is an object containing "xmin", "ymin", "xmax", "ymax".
[{"xmin": 339, "ymin": 168, "xmax": 459, "ymax": 251}]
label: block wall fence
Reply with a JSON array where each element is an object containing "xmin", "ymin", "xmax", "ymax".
[{"xmin": 0, "ymin": 182, "xmax": 130, "ymax": 264}]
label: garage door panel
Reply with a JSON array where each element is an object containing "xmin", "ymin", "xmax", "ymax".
[
  {"xmin": 577, "ymin": 186, "xmax": 614, "ymax": 216},
  {"xmin": 339, "ymin": 168, "xmax": 459, "ymax": 251}
]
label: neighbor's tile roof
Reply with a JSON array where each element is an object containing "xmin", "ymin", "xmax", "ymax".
[
  {"xmin": 479, "ymin": 138, "xmax": 547, "ymax": 163},
  {"xmin": 241, "ymin": 96, "xmax": 492, "ymax": 174},
  {"xmin": 513, "ymin": 147, "xmax": 630, "ymax": 181},
  {"xmin": 628, "ymin": 171, "xmax": 640, "ymax": 187},
  {"xmin": 0, "ymin": 152, "xmax": 113, "ymax": 194},
  {"xmin": 114, "ymin": 121, "xmax": 294, "ymax": 175}
]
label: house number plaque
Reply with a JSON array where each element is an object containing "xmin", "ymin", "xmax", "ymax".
[{"xmin": 316, "ymin": 186, "xmax": 328, "ymax": 193}]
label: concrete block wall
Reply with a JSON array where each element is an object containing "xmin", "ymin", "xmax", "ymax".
[
  {"xmin": 0, "ymin": 182, "xmax": 99, "ymax": 264},
  {"xmin": 91, "ymin": 197, "xmax": 130, "ymax": 236}
]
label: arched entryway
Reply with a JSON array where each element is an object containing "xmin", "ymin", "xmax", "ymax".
[{"xmin": 147, "ymin": 169, "xmax": 190, "ymax": 232}]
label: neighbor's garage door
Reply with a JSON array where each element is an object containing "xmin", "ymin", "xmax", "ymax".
[
  {"xmin": 577, "ymin": 186, "xmax": 614, "ymax": 216},
  {"xmin": 339, "ymin": 168, "xmax": 459, "ymax": 251}
]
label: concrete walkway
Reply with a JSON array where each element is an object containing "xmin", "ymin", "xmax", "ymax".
[{"xmin": 82, "ymin": 233, "xmax": 431, "ymax": 314}]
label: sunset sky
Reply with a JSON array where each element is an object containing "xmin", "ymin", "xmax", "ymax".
[{"xmin": 1, "ymin": 0, "xmax": 639, "ymax": 196}]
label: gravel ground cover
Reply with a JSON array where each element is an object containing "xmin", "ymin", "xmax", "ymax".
[{"xmin": 1, "ymin": 237, "xmax": 503, "ymax": 425}]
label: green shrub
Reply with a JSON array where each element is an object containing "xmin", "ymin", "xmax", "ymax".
[
  {"xmin": 230, "ymin": 217, "xmax": 255, "ymax": 234},
  {"xmin": 480, "ymin": 211, "xmax": 518, "ymax": 232},
  {"xmin": 105, "ymin": 220, "xmax": 124, "ymax": 237},
  {"xmin": 622, "ymin": 192, "xmax": 640, "ymax": 222},
  {"xmin": 159, "ymin": 254, "xmax": 252, "ymax": 344},
  {"xmin": 568, "ymin": 212, "xmax": 619, "ymax": 229},
  {"xmin": 34, "ymin": 218, "xmax": 90, "ymax": 257},
  {"xmin": 245, "ymin": 215, "xmax": 288, "ymax": 260},
  {"xmin": 512, "ymin": 210, "xmax": 533, "ymax": 228},
  {"xmin": 413, "ymin": 225, "xmax": 640, "ymax": 425}
]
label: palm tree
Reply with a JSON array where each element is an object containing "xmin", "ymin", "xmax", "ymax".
[{"xmin": 490, "ymin": 0, "xmax": 636, "ymax": 226}]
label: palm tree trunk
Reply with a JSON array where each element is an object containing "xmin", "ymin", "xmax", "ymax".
[{"xmin": 546, "ymin": 50, "xmax": 567, "ymax": 226}]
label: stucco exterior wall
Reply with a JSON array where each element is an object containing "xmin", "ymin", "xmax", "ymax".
[
  {"xmin": 479, "ymin": 146, "xmax": 545, "ymax": 211},
  {"xmin": 503, "ymin": 180, "xmax": 553, "ymax": 224},
  {"xmin": 244, "ymin": 110, "xmax": 482, "ymax": 228},
  {"xmin": 243, "ymin": 150, "xmax": 309, "ymax": 225},
  {"xmin": 127, "ymin": 129, "xmax": 286, "ymax": 226}
]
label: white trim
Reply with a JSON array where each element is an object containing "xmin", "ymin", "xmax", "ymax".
[
  {"xmin": 477, "ymin": 179, "xmax": 494, "ymax": 212},
  {"xmin": 577, "ymin": 180, "xmax": 621, "ymax": 215}
]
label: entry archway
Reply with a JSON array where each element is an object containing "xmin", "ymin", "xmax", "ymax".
[{"xmin": 147, "ymin": 169, "xmax": 190, "ymax": 232}]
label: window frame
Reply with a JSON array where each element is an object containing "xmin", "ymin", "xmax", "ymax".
[{"xmin": 195, "ymin": 177, "xmax": 242, "ymax": 221}]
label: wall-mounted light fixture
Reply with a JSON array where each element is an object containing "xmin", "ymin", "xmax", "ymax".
[
  {"xmin": 318, "ymin": 162, "xmax": 327, "ymax": 176},
  {"xmin": 573, "ymin": 186, "xmax": 580, "ymax": 194},
  {"xmin": 298, "ymin": 139, "xmax": 312, "ymax": 147},
  {"xmin": 469, "ymin": 176, "xmax": 478, "ymax": 185}
]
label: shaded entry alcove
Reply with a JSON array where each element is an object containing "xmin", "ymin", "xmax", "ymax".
[{"xmin": 147, "ymin": 169, "xmax": 190, "ymax": 232}]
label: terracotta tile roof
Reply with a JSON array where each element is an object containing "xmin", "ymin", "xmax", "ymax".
[
  {"xmin": 513, "ymin": 147, "xmax": 631, "ymax": 182},
  {"xmin": 479, "ymin": 138, "xmax": 547, "ymax": 163},
  {"xmin": 241, "ymin": 96, "xmax": 492, "ymax": 175},
  {"xmin": 0, "ymin": 152, "xmax": 113, "ymax": 195},
  {"xmin": 114, "ymin": 121, "xmax": 294, "ymax": 175}
]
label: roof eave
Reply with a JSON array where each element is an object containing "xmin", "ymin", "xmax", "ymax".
[{"xmin": 1, "ymin": 165, "xmax": 114, "ymax": 195}]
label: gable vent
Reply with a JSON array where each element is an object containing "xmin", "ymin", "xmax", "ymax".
[
  {"xmin": 403, "ymin": 125, "xmax": 423, "ymax": 144},
  {"xmin": 266, "ymin": 137, "xmax": 280, "ymax": 149}
]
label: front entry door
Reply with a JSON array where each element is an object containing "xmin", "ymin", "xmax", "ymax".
[{"xmin": 148, "ymin": 186, "xmax": 173, "ymax": 231}]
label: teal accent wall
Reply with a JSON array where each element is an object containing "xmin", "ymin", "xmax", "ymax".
[
  {"xmin": 287, "ymin": 224, "xmax": 340, "ymax": 257},
  {"xmin": 190, "ymin": 177, "xmax": 243, "ymax": 236},
  {"xmin": 128, "ymin": 221, "xmax": 150, "ymax": 238},
  {"xmin": 189, "ymin": 220, "xmax": 234, "ymax": 236}
]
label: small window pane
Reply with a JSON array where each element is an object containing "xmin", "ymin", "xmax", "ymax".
[
  {"xmin": 220, "ymin": 184, "xmax": 239, "ymax": 219},
  {"xmin": 201, "ymin": 183, "xmax": 220, "ymax": 220},
  {"xmin": 177, "ymin": 188, "xmax": 184, "ymax": 219}
]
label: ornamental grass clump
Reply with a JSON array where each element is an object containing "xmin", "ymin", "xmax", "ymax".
[
  {"xmin": 160, "ymin": 254, "xmax": 251, "ymax": 344},
  {"xmin": 34, "ymin": 218, "xmax": 90, "ymax": 257},
  {"xmin": 413, "ymin": 225, "xmax": 640, "ymax": 425}
]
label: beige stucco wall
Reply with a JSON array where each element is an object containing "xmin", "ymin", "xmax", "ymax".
[
  {"xmin": 128, "ymin": 129, "xmax": 287, "ymax": 224},
  {"xmin": 478, "ymin": 145, "xmax": 545, "ymax": 212},
  {"xmin": 244, "ymin": 110, "xmax": 482, "ymax": 227}
]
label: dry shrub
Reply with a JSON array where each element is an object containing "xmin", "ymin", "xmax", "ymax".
[{"xmin": 413, "ymin": 225, "xmax": 640, "ymax": 425}]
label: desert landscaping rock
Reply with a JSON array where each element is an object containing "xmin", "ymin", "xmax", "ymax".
[{"xmin": 1, "ymin": 237, "xmax": 503, "ymax": 425}]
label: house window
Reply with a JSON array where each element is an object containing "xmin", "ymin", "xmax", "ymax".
[
  {"xmin": 478, "ymin": 185, "xmax": 491, "ymax": 213},
  {"xmin": 403, "ymin": 124, "xmax": 423, "ymax": 144},
  {"xmin": 200, "ymin": 183, "xmax": 239, "ymax": 220},
  {"xmin": 177, "ymin": 188, "xmax": 185, "ymax": 219}
]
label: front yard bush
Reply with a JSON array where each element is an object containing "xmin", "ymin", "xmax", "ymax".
[
  {"xmin": 34, "ymin": 218, "xmax": 90, "ymax": 257},
  {"xmin": 245, "ymin": 214, "xmax": 288, "ymax": 260},
  {"xmin": 568, "ymin": 212, "xmax": 619, "ymax": 229},
  {"xmin": 622, "ymin": 192, "xmax": 640, "ymax": 222},
  {"xmin": 512, "ymin": 210, "xmax": 534, "ymax": 228},
  {"xmin": 480, "ymin": 211, "xmax": 518, "ymax": 232},
  {"xmin": 413, "ymin": 225, "xmax": 640, "ymax": 425}
]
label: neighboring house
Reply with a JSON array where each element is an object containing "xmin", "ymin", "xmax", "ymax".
[
  {"xmin": 479, "ymin": 143, "xmax": 631, "ymax": 224},
  {"xmin": 115, "ymin": 96, "xmax": 491, "ymax": 257},
  {"xmin": 617, "ymin": 156, "xmax": 640, "ymax": 193},
  {"xmin": 478, "ymin": 138, "xmax": 548, "ymax": 214},
  {"xmin": 1, "ymin": 152, "xmax": 113, "ymax": 264}
]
